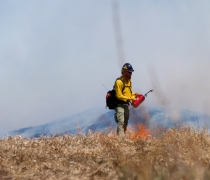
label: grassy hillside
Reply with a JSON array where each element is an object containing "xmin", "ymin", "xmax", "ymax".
[{"xmin": 1, "ymin": 126, "xmax": 210, "ymax": 180}]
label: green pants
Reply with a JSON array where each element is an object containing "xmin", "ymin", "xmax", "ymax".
[{"xmin": 114, "ymin": 104, "xmax": 130, "ymax": 137}]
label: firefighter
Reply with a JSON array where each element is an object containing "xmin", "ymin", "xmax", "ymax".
[{"xmin": 114, "ymin": 63, "xmax": 138, "ymax": 137}]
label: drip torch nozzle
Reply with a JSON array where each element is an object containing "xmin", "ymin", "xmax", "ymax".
[{"xmin": 144, "ymin": 90, "xmax": 154, "ymax": 97}]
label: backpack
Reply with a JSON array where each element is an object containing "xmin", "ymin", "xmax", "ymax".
[
  {"xmin": 106, "ymin": 89, "xmax": 117, "ymax": 110},
  {"xmin": 106, "ymin": 78, "xmax": 132, "ymax": 109}
]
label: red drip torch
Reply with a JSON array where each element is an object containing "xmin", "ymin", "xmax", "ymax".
[{"xmin": 131, "ymin": 90, "xmax": 153, "ymax": 108}]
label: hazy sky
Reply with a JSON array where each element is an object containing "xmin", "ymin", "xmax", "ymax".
[{"xmin": 1, "ymin": 0, "xmax": 210, "ymax": 133}]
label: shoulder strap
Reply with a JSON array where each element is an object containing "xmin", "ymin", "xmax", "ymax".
[
  {"xmin": 121, "ymin": 79, "xmax": 132, "ymax": 94},
  {"xmin": 129, "ymin": 81, "xmax": 132, "ymax": 94},
  {"xmin": 114, "ymin": 78, "xmax": 133, "ymax": 94},
  {"xmin": 113, "ymin": 78, "xmax": 125, "ymax": 93}
]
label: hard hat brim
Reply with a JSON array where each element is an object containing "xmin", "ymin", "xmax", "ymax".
[{"xmin": 122, "ymin": 69, "xmax": 134, "ymax": 72}]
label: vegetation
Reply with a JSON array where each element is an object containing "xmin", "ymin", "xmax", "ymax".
[{"xmin": 1, "ymin": 126, "xmax": 210, "ymax": 180}]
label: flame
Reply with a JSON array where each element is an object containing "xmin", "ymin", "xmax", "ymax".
[
  {"xmin": 76, "ymin": 119, "xmax": 81, "ymax": 134},
  {"xmin": 128, "ymin": 124, "xmax": 150, "ymax": 139}
]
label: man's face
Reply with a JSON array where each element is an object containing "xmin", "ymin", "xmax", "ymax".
[{"xmin": 123, "ymin": 70, "xmax": 132, "ymax": 80}]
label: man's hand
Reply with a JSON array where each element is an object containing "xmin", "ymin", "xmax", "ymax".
[{"xmin": 135, "ymin": 93, "xmax": 139, "ymax": 98}]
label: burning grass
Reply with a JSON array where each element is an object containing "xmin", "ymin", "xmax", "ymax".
[{"xmin": 1, "ymin": 126, "xmax": 210, "ymax": 179}]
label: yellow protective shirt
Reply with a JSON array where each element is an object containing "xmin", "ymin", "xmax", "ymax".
[{"xmin": 114, "ymin": 76, "xmax": 136, "ymax": 102}]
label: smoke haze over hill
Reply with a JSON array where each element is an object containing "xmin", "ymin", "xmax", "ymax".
[{"xmin": 0, "ymin": 0, "xmax": 210, "ymax": 133}]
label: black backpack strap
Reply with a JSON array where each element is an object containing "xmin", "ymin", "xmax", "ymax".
[
  {"xmin": 120, "ymin": 78, "xmax": 132, "ymax": 94},
  {"xmin": 113, "ymin": 78, "xmax": 125, "ymax": 91},
  {"xmin": 129, "ymin": 81, "xmax": 132, "ymax": 94},
  {"xmin": 113, "ymin": 78, "xmax": 132, "ymax": 94}
]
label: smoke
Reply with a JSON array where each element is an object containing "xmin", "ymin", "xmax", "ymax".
[
  {"xmin": 145, "ymin": 60, "xmax": 210, "ymax": 124},
  {"xmin": 1, "ymin": 0, "xmax": 210, "ymax": 134},
  {"xmin": 148, "ymin": 67, "xmax": 170, "ymax": 108},
  {"xmin": 159, "ymin": 60, "xmax": 210, "ymax": 113},
  {"xmin": 112, "ymin": 0, "xmax": 126, "ymax": 68}
]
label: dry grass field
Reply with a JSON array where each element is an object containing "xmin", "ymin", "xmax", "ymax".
[{"xmin": 1, "ymin": 125, "xmax": 210, "ymax": 180}]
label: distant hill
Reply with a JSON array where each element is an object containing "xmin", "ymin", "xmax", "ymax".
[
  {"xmin": 0, "ymin": 132, "xmax": 5, "ymax": 137},
  {"xmin": 6, "ymin": 106, "xmax": 210, "ymax": 138}
]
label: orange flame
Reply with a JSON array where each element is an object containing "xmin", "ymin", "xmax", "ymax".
[
  {"xmin": 76, "ymin": 119, "xmax": 81, "ymax": 134},
  {"xmin": 128, "ymin": 124, "xmax": 150, "ymax": 139}
]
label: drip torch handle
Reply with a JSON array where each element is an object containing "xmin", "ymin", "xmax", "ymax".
[{"xmin": 144, "ymin": 90, "xmax": 154, "ymax": 97}]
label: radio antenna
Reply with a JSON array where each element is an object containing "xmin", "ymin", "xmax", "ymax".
[{"xmin": 102, "ymin": 84, "xmax": 108, "ymax": 91}]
